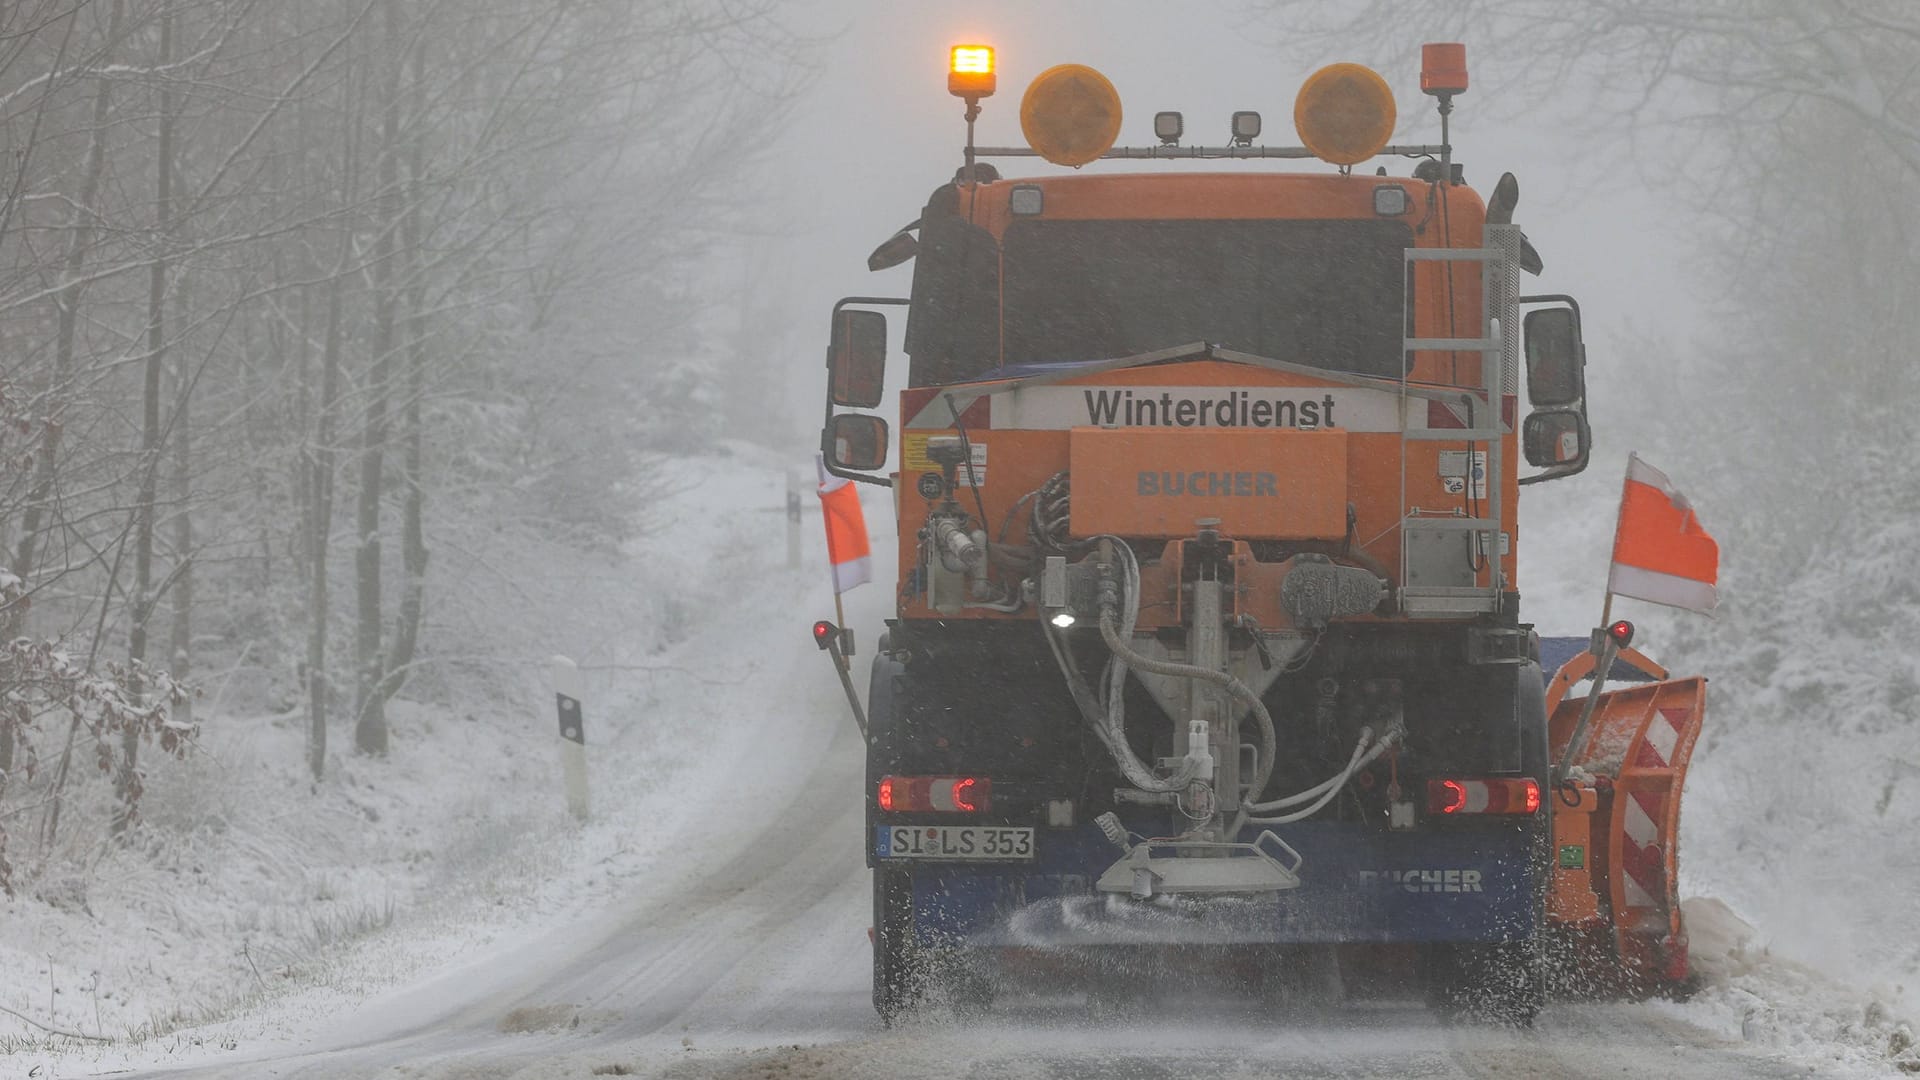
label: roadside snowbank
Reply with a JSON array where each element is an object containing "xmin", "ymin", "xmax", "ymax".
[{"xmin": 1668, "ymin": 898, "xmax": 1920, "ymax": 1074}]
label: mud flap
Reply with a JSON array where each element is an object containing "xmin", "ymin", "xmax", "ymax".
[{"xmin": 1547, "ymin": 675, "xmax": 1706, "ymax": 990}]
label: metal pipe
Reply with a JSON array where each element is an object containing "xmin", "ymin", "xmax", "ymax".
[
  {"xmin": 970, "ymin": 143, "xmax": 1449, "ymax": 161},
  {"xmin": 934, "ymin": 516, "xmax": 980, "ymax": 569},
  {"xmin": 823, "ymin": 637, "xmax": 868, "ymax": 740},
  {"xmin": 1558, "ymin": 631, "xmax": 1620, "ymax": 778}
]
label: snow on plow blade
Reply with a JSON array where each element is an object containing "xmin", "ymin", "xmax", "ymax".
[{"xmin": 1545, "ymin": 651, "xmax": 1706, "ymax": 993}]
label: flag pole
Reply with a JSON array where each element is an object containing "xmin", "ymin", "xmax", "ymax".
[
  {"xmin": 1562, "ymin": 463, "xmax": 1628, "ymax": 779},
  {"xmin": 832, "ymin": 590, "xmax": 850, "ymax": 674},
  {"xmin": 1598, "ymin": 453, "xmax": 1632, "ymax": 638}
]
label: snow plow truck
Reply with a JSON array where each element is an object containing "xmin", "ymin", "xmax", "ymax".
[{"xmin": 814, "ymin": 44, "xmax": 1708, "ymax": 1025}]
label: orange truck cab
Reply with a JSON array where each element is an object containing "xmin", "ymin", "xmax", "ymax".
[{"xmin": 817, "ymin": 46, "xmax": 1689, "ymax": 1026}]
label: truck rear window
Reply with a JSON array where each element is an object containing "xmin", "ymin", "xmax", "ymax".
[{"xmin": 1000, "ymin": 218, "xmax": 1411, "ymax": 378}]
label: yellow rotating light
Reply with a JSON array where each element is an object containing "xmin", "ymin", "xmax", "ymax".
[
  {"xmin": 1020, "ymin": 64, "xmax": 1122, "ymax": 167},
  {"xmin": 949, "ymin": 44, "xmax": 996, "ymax": 98},
  {"xmin": 1293, "ymin": 63, "xmax": 1397, "ymax": 166}
]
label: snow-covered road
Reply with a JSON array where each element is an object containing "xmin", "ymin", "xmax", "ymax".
[{"xmin": 116, "ymin": 702, "xmax": 1822, "ymax": 1078}]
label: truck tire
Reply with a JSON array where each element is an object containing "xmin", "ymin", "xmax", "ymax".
[
  {"xmin": 867, "ymin": 646, "xmax": 920, "ymax": 1025},
  {"xmin": 872, "ymin": 865, "xmax": 922, "ymax": 1024}
]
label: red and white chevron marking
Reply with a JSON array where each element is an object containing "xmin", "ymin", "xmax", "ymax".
[{"xmin": 1618, "ymin": 706, "xmax": 1691, "ymax": 912}]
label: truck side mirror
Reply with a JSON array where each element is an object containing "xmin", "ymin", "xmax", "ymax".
[
  {"xmin": 828, "ymin": 309, "xmax": 887, "ymax": 409},
  {"xmin": 1522, "ymin": 410, "xmax": 1588, "ymax": 469},
  {"xmin": 826, "ymin": 413, "xmax": 889, "ymax": 471},
  {"xmin": 1523, "ymin": 306, "xmax": 1585, "ymax": 408}
]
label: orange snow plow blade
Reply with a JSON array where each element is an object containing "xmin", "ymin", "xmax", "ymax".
[{"xmin": 1547, "ymin": 670, "xmax": 1707, "ymax": 992}]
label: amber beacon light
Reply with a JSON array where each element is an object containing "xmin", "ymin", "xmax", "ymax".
[
  {"xmin": 1020, "ymin": 64, "xmax": 1123, "ymax": 167},
  {"xmin": 1293, "ymin": 63, "xmax": 1397, "ymax": 167},
  {"xmin": 949, "ymin": 44, "xmax": 996, "ymax": 99}
]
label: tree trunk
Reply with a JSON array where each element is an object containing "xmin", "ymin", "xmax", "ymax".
[
  {"xmin": 308, "ymin": 56, "xmax": 363, "ymax": 781},
  {"xmin": 353, "ymin": 0, "xmax": 402, "ymax": 755},
  {"xmin": 168, "ymin": 271, "xmax": 194, "ymax": 731},
  {"xmin": 0, "ymin": 711, "xmax": 13, "ymax": 802},
  {"xmin": 120, "ymin": 3, "xmax": 174, "ymax": 836},
  {"xmin": 10, "ymin": 1, "xmax": 122, "ymax": 610},
  {"xmin": 384, "ymin": 33, "xmax": 429, "ymax": 703}
]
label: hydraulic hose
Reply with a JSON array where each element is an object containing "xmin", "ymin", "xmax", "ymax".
[
  {"xmin": 1044, "ymin": 618, "xmax": 1195, "ymax": 793},
  {"xmin": 1243, "ymin": 728, "xmax": 1399, "ymax": 825},
  {"xmin": 1243, "ymin": 728, "xmax": 1394, "ymax": 813},
  {"xmin": 1040, "ymin": 534, "xmax": 1283, "ymax": 802},
  {"xmin": 1244, "ymin": 730, "xmax": 1371, "ymax": 814},
  {"xmin": 1095, "ymin": 536, "xmax": 1277, "ymax": 803},
  {"xmin": 1097, "ymin": 610, "xmax": 1279, "ymax": 801},
  {"xmin": 1039, "ymin": 534, "xmax": 1196, "ymax": 795}
]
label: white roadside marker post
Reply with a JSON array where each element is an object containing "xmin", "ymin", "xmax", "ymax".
[{"xmin": 551, "ymin": 655, "xmax": 589, "ymax": 821}]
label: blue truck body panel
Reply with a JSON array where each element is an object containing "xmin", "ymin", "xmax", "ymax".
[{"xmin": 885, "ymin": 819, "xmax": 1540, "ymax": 947}]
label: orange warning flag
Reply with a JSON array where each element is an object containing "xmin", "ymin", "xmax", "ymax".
[
  {"xmin": 817, "ymin": 454, "xmax": 870, "ymax": 594},
  {"xmin": 1606, "ymin": 453, "xmax": 1718, "ymax": 614}
]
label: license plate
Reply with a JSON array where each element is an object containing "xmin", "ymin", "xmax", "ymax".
[{"xmin": 875, "ymin": 825, "xmax": 1036, "ymax": 861}]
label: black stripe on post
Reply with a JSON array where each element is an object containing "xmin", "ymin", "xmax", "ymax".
[{"xmin": 556, "ymin": 693, "xmax": 584, "ymax": 745}]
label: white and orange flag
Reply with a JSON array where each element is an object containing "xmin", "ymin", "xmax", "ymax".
[
  {"xmin": 1606, "ymin": 453, "xmax": 1719, "ymax": 614},
  {"xmin": 817, "ymin": 454, "xmax": 871, "ymax": 594}
]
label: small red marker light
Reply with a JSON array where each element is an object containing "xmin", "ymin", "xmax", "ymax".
[
  {"xmin": 812, "ymin": 620, "xmax": 837, "ymax": 650},
  {"xmin": 877, "ymin": 776, "xmax": 895, "ymax": 811},
  {"xmin": 1436, "ymin": 779, "xmax": 1467, "ymax": 814},
  {"xmin": 1607, "ymin": 620, "xmax": 1634, "ymax": 647},
  {"xmin": 1521, "ymin": 778, "xmax": 1540, "ymax": 814}
]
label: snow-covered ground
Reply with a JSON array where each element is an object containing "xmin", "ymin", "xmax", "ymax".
[
  {"xmin": 1525, "ymin": 459, "xmax": 1920, "ymax": 1075},
  {"xmin": 0, "ymin": 442, "xmax": 873, "ymax": 1072},
  {"xmin": 3, "ymin": 443, "xmax": 1918, "ymax": 1078}
]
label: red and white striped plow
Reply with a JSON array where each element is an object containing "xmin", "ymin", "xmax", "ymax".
[{"xmin": 1549, "ymin": 674, "xmax": 1707, "ymax": 987}]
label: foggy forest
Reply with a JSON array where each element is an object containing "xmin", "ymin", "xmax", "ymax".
[{"xmin": 1, "ymin": 1, "xmax": 1915, "ymax": 1076}]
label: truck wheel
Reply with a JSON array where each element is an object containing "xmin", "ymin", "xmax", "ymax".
[{"xmin": 872, "ymin": 866, "xmax": 922, "ymax": 1025}]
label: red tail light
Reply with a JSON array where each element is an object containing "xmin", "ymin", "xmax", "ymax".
[
  {"xmin": 951, "ymin": 776, "xmax": 982, "ymax": 812},
  {"xmin": 1426, "ymin": 778, "xmax": 1540, "ymax": 815},
  {"xmin": 875, "ymin": 775, "xmax": 992, "ymax": 814}
]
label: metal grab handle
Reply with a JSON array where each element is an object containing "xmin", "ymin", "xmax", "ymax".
[{"xmin": 1253, "ymin": 830, "xmax": 1304, "ymax": 875}]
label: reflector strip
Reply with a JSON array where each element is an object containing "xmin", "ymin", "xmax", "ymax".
[
  {"xmin": 1615, "ymin": 707, "xmax": 1690, "ymax": 919},
  {"xmin": 875, "ymin": 775, "xmax": 992, "ymax": 814},
  {"xmin": 1638, "ymin": 707, "xmax": 1685, "ymax": 768}
]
